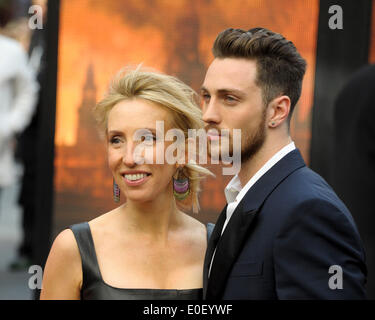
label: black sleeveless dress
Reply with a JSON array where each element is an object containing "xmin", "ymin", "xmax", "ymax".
[{"xmin": 69, "ymin": 222, "xmax": 214, "ymax": 300}]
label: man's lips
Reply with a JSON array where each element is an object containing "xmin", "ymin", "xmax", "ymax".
[
  {"xmin": 206, "ymin": 129, "xmax": 221, "ymax": 141},
  {"xmin": 208, "ymin": 135, "xmax": 220, "ymax": 141}
]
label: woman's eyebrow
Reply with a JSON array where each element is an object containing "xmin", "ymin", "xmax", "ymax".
[
  {"xmin": 107, "ymin": 130, "xmax": 124, "ymax": 136},
  {"xmin": 107, "ymin": 128, "xmax": 157, "ymax": 135},
  {"xmin": 141, "ymin": 128, "xmax": 157, "ymax": 133}
]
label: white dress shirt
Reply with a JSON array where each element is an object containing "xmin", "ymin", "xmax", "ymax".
[{"xmin": 209, "ymin": 141, "xmax": 296, "ymax": 277}]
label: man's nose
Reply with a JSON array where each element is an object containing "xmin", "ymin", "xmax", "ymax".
[{"xmin": 202, "ymin": 99, "xmax": 221, "ymax": 124}]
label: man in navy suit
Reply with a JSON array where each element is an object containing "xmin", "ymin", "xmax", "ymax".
[{"xmin": 200, "ymin": 27, "xmax": 367, "ymax": 299}]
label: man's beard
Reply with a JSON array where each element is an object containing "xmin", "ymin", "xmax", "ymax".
[
  {"xmin": 239, "ymin": 111, "xmax": 267, "ymax": 163},
  {"xmin": 206, "ymin": 110, "xmax": 267, "ymax": 164}
]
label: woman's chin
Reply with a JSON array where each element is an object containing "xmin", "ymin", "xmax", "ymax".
[{"xmin": 124, "ymin": 192, "xmax": 155, "ymax": 204}]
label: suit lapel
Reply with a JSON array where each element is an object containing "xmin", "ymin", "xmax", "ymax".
[
  {"xmin": 204, "ymin": 149, "xmax": 306, "ymax": 299},
  {"xmin": 203, "ymin": 204, "xmax": 227, "ymax": 298},
  {"xmin": 206, "ymin": 201, "xmax": 258, "ymax": 299}
]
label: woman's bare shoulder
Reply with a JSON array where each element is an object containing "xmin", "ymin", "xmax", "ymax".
[
  {"xmin": 50, "ymin": 228, "xmax": 80, "ymax": 259},
  {"xmin": 40, "ymin": 229, "xmax": 82, "ymax": 299}
]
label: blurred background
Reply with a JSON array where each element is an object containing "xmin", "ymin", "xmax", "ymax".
[{"xmin": 0, "ymin": 0, "xmax": 374, "ymax": 300}]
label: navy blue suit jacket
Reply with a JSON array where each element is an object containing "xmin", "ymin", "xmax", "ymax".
[{"xmin": 203, "ymin": 149, "xmax": 367, "ymax": 299}]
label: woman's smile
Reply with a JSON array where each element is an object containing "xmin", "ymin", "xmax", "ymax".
[{"xmin": 121, "ymin": 171, "xmax": 152, "ymax": 186}]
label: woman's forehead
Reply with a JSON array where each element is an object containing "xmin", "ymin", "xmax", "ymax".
[{"xmin": 107, "ymin": 99, "xmax": 174, "ymax": 133}]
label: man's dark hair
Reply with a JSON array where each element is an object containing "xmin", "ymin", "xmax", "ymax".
[{"xmin": 213, "ymin": 27, "xmax": 306, "ymax": 121}]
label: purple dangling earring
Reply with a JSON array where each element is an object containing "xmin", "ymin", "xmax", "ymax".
[
  {"xmin": 113, "ymin": 178, "xmax": 120, "ymax": 203},
  {"xmin": 173, "ymin": 167, "xmax": 190, "ymax": 200}
]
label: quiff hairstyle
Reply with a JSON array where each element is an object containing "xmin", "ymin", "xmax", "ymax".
[{"xmin": 213, "ymin": 27, "xmax": 307, "ymax": 122}]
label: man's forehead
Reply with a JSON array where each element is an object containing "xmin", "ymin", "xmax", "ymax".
[{"xmin": 203, "ymin": 58, "xmax": 257, "ymax": 91}]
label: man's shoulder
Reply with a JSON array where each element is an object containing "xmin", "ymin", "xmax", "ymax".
[
  {"xmin": 278, "ymin": 165, "xmax": 334, "ymax": 197},
  {"xmin": 267, "ymin": 165, "xmax": 358, "ymax": 228},
  {"xmin": 268, "ymin": 165, "xmax": 350, "ymax": 216}
]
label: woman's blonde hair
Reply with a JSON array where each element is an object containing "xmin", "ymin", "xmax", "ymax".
[{"xmin": 93, "ymin": 65, "xmax": 214, "ymax": 213}]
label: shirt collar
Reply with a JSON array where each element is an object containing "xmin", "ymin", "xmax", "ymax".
[
  {"xmin": 224, "ymin": 141, "xmax": 296, "ymax": 204},
  {"xmin": 224, "ymin": 175, "xmax": 242, "ymax": 203}
]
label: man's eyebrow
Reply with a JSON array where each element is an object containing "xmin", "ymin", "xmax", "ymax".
[
  {"xmin": 200, "ymin": 86, "xmax": 246, "ymax": 98},
  {"xmin": 217, "ymin": 88, "xmax": 246, "ymax": 97}
]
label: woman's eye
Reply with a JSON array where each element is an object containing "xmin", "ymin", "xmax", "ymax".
[
  {"xmin": 110, "ymin": 137, "xmax": 121, "ymax": 144},
  {"xmin": 142, "ymin": 135, "xmax": 156, "ymax": 142}
]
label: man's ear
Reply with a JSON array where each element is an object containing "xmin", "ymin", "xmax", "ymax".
[{"xmin": 267, "ymin": 95, "xmax": 291, "ymax": 128}]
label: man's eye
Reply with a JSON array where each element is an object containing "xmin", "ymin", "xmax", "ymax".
[
  {"xmin": 224, "ymin": 96, "xmax": 238, "ymax": 104},
  {"xmin": 225, "ymin": 95, "xmax": 237, "ymax": 102},
  {"xmin": 201, "ymin": 93, "xmax": 210, "ymax": 102}
]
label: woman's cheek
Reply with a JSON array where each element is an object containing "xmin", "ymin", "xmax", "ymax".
[
  {"xmin": 142, "ymin": 145, "xmax": 155, "ymax": 164},
  {"xmin": 107, "ymin": 148, "xmax": 120, "ymax": 171}
]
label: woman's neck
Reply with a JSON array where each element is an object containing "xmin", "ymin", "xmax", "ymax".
[{"xmin": 117, "ymin": 191, "xmax": 183, "ymax": 241}]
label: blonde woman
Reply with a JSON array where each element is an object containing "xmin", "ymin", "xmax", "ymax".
[{"xmin": 40, "ymin": 67, "xmax": 214, "ymax": 300}]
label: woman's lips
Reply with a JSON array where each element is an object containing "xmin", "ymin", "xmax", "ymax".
[{"xmin": 122, "ymin": 173, "xmax": 151, "ymax": 186}]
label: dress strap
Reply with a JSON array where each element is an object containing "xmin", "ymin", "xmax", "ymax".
[{"xmin": 69, "ymin": 222, "xmax": 102, "ymax": 289}]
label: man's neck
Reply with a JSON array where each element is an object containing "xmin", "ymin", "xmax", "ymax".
[{"xmin": 238, "ymin": 136, "xmax": 292, "ymax": 186}]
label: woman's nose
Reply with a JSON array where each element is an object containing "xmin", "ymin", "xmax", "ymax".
[{"xmin": 122, "ymin": 143, "xmax": 137, "ymax": 167}]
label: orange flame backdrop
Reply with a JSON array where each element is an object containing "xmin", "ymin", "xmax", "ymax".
[{"xmin": 53, "ymin": 0, "xmax": 319, "ymax": 234}]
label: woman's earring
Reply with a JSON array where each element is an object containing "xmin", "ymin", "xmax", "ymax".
[
  {"xmin": 173, "ymin": 167, "xmax": 190, "ymax": 200},
  {"xmin": 113, "ymin": 178, "xmax": 120, "ymax": 203}
]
